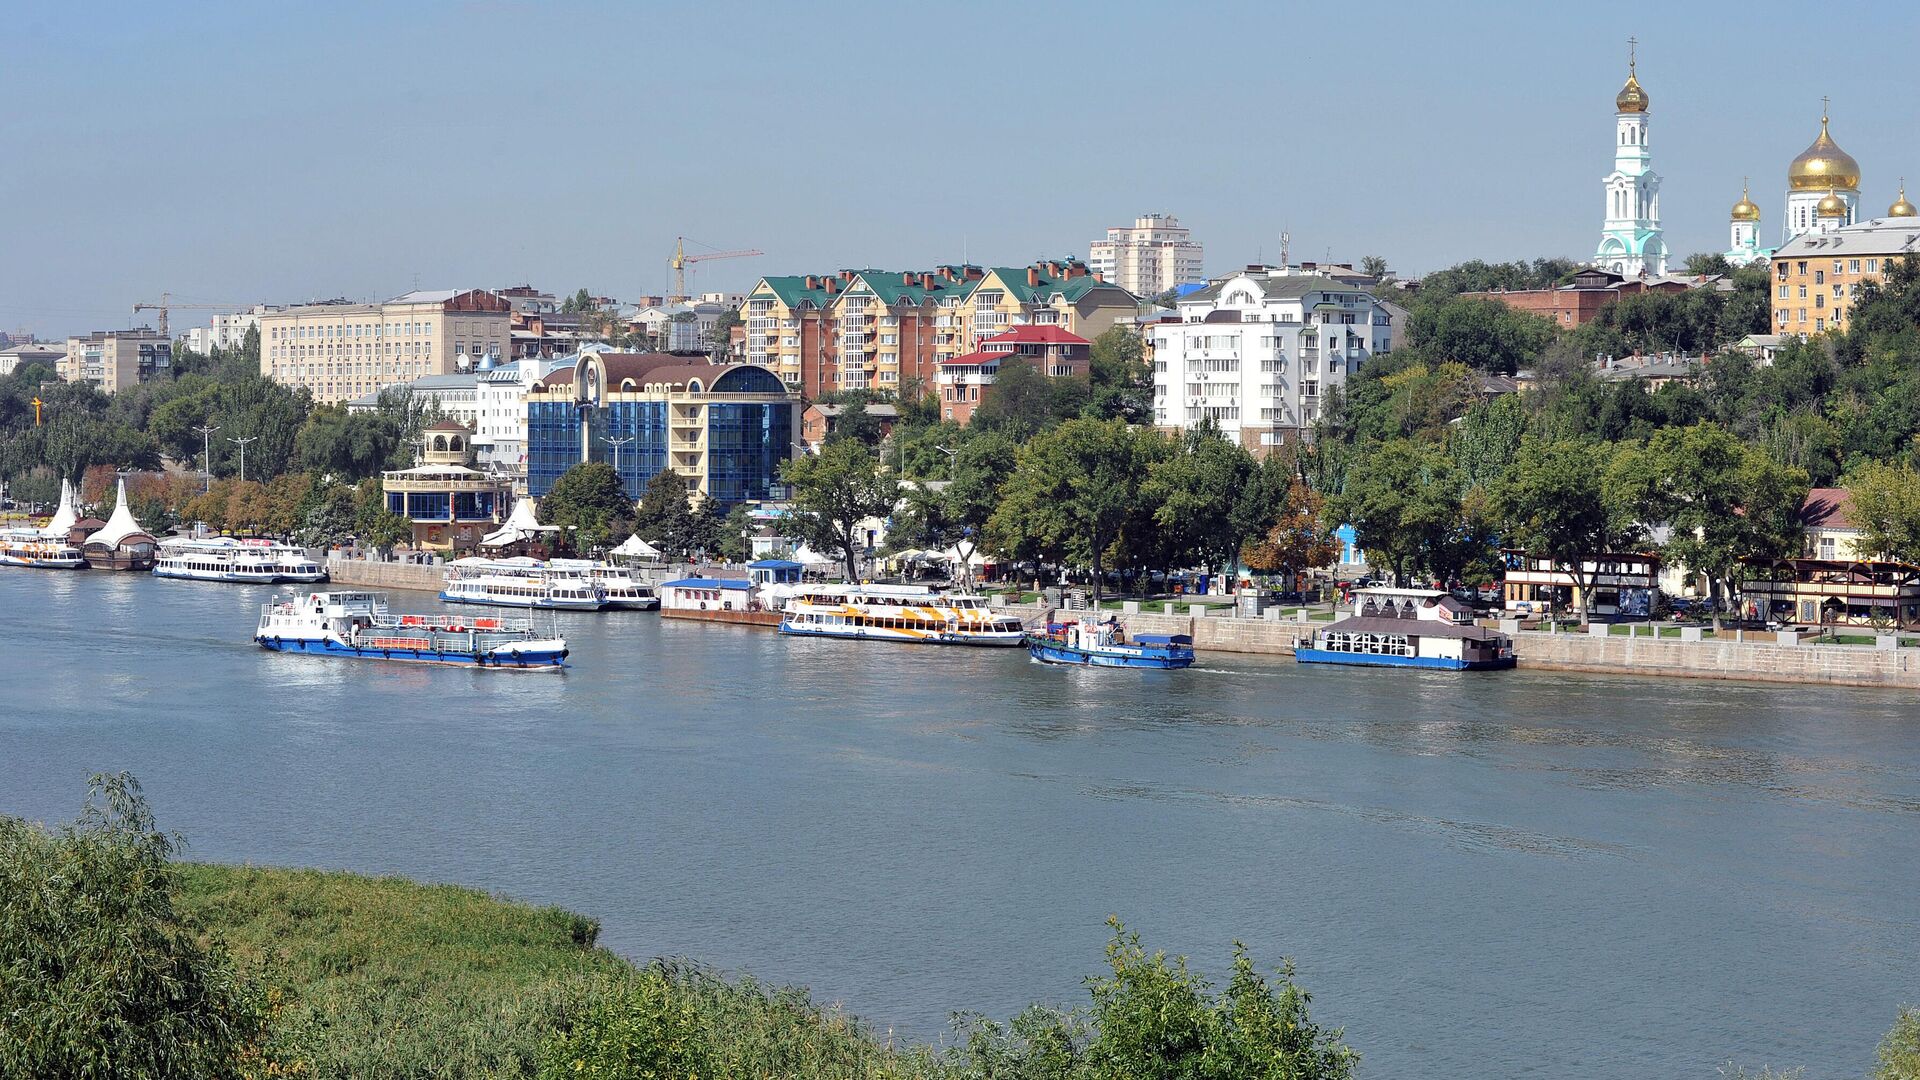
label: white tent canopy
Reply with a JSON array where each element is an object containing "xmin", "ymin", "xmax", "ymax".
[
  {"xmin": 43, "ymin": 479, "xmax": 77, "ymax": 538},
  {"xmin": 88, "ymin": 478, "xmax": 152, "ymax": 548},
  {"xmin": 481, "ymin": 496, "xmax": 561, "ymax": 547},
  {"xmin": 789, "ymin": 543, "xmax": 838, "ymax": 570},
  {"xmin": 611, "ymin": 533, "xmax": 663, "ymax": 559}
]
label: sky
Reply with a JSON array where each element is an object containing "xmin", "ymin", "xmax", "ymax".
[{"xmin": 4, "ymin": 0, "xmax": 1917, "ymax": 339}]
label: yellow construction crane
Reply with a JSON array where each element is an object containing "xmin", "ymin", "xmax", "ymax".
[
  {"xmin": 670, "ymin": 238, "xmax": 762, "ymax": 302},
  {"xmin": 131, "ymin": 293, "xmax": 246, "ymax": 338}
]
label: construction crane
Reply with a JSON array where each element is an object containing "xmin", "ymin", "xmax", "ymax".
[
  {"xmin": 131, "ymin": 293, "xmax": 246, "ymax": 338},
  {"xmin": 670, "ymin": 238, "xmax": 762, "ymax": 302}
]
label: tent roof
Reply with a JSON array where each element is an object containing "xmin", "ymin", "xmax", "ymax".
[{"xmin": 88, "ymin": 478, "xmax": 154, "ymax": 548}]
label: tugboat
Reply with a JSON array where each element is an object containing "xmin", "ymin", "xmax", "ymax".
[
  {"xmin": 1026, "ymin": 617, "xmax": 1196, "ymax": 669},
  {"xmin": 255, "ymin": 590, "xmax": 568, "ymax": 669}
]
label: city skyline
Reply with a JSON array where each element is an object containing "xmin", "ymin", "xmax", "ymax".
[{"xmin": 4, "ymin": 0, "xmax": 1917, "ymax": 338}]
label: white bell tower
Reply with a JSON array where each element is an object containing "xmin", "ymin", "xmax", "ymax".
[{"xmin": 1593, "ymin": 39, "xmax": 1667, "ymax": 277}]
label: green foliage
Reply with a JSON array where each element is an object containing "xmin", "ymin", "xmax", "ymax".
[
  {"xmin": 989, "ymin": 419, "xmax": 1162, "ymax": 603},
  {"xmin": 781, "ymin": 439, "xmax": 900, "ymax": 581},
  {"xmin": 716, "ymin": 503, "xmax": 755, "ymax": 563},
  {"xmin": 631, "ymin": 468, "xmax": 697, "ymax": 556},
  {"xmin": 1411, "ymin": 258, "xmax": 1579, "ymax": 300},
  {"xmin": 1087, "ymin": 326, "xmax": 1152, "ymax": 423},
  {"xmin": 1875, "ymin": 1006, "xmax": 1920, "ymax": 1080},
  {"xmin": 541, "ymin": 462, "xmax": 635, "ymax": 554},
  {"xmin": 1143, "ymin": 424, "xmax": 1258, "ymax": 575},
  {"xmin": 1326, "ymin": 439, "xmax": 1466, "ymax": 584},
  {"xmin": 973, "ymin": 359, "xmax": 1091, "ymax": 441},
  {"xmin": 1846, "ymin": 461, "xmax": 1920, "ymax": 565},
  {"xmin": 825, "ymin": 399, "xmax": 887, "ymax": 449},
  {"xmin": 0, "ymin": 774, "xmax": 274, "ymax": 1080},
  {"xmin": 1491, "ymin": 439, "xmax": 1636, "ymax": 622},
  {"xmin": 1406, "ymin": 296, "xmax": 1556, "ymax": 375}
]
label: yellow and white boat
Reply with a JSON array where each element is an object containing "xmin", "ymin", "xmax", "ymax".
[{"xmin": 778, "ymin": 583, "xmax": 1025, "ymax": 646}]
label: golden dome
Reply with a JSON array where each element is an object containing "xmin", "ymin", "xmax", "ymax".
[
  {"xmin": 1816, "ymin": 188, "xmax": 1848, "ymax": 218},
  {"xmin": 1789, "ymin": 115, "xmax": 1861, "ymax": 191},
  {"xmin": 1891, "ymin": 180, "xmax": 1917, "ymax": 218},
  {"xmin": 1731, "ymin": 180, "xmax": 1760, "ymax": 222},
  {"xmin": 1615, "ymin": 70, "xmax": 1649, "ymax": 113}
]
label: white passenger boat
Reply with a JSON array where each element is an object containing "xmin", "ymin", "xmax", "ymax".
[
  {"xmin": 778, "ymin": 583, "xmax": 1026, "ymax": 646},
  {"xmin": 0, "ymin": 527, "xmax": 86, "ymax": 568},
  {"xmin": 440, "ymin": 556, "xmax": 605, "ymax": 610},
  {"xmin": 153, "ymin": 536, "xmax": 327, "ymax": 583},
  {"xmin": 1296, "ymin": 587, "xmax": 1515, "ymax": 671},
  {"xmin": 551, "ymin": 558, "xmax": 659, "ymax": 610},
  {"xmin": 256, "ymin": 590, "xmax": 567, "ymax": 668}
]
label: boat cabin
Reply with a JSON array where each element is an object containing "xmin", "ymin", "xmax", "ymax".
[{"xmin": 660, "ymin": 576, "xmax": 756, "ymax": 613}]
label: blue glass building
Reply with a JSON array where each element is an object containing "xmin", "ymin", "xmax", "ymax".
[{"xmin": 524, "ymin": 353, "xmax": 797, "ymax": 508}]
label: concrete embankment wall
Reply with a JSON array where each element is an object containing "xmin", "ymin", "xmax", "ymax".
[
  {"xmin": 1509, "ymin": 629, "xmax": 1920, "ymax": 688},
  {"xmin": 324, "ymin": 558, "xmax": 445, "ymax": 594}
]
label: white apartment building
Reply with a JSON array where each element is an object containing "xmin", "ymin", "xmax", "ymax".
[
  {"xmin": 1087, "ymin": 213, "xmax": 1205, "ymax": 297},
  {"xmin": 474, "ymin": 353, "xmax": 574, "ymax": 480},
  {"xmin": 185, "ymin": 304, "xmax": 282, "ymax": 354},
  {"xmin": 1150, "ymin": 269, "xmax": 1394, "ymax": 449},
  {"xmin": 258, "ymin": 289, "xmax": 510, "ymax": 406}
]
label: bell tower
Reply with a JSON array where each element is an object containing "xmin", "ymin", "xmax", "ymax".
[{"xmin": 1593, "ymin": 39, "xmax": 1667, "ymax": 277}]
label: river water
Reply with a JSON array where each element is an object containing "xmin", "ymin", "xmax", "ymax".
[{"xmin": 2, "ymin": 571, "xmax": 1915, "ymax": 1077}]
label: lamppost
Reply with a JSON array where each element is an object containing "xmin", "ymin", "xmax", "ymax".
[
  {"xmin": 228, "ymin": 436, "xmax": 258, "ymax": 483},
  {"xmin": 194, "ymin": 424, "xmax": 219, "ymax": 491},
  {"xmin": 608, "ymin": 436, "xmax": 634, "ymax": 494}
]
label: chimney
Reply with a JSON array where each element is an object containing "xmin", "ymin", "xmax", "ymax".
[
  {"xmin": 840, "ymin": 269, "xmax": 854, "ymax": 283},
  {"xmin": 939, "ymin": 266, "xmax": 953, "ymax": 281},
  {"xmin": 922, "ymin": 272, "xmax": 936, "ymax": 288},
  {"xmin": 804, "ymin": 275, "xmax": 817, "ymax": 289},
  {"xmin": 902, "ymin": 272, "xmax": 913, "ymax": 285},
  {"xmin": 966, "ymin": 266, "xmax": 984, "ymax": 280},
  {"xmin": 825, "ymin": 277, "xmax": 839, "ymax": 294},
  {"xmin": 1028, "ymin": 267, "xmax": 1041, "ymax": 287}
]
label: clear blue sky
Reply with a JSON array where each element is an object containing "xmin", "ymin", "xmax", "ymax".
[{"xmin": 4, "ymin": 0, "xmax": 1915, "ymax": 338}]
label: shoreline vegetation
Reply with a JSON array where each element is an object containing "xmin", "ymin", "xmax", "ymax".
[{"xmin": 6, "ymin": 775, "xmax": 1915, "ymax": 1080}]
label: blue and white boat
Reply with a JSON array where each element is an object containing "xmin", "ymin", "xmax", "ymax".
[
  {"xmin": 1026, "ymin": 619, "xmax": 1196, "ymax": 669},
  {"xmin": 440, "ymin": 556, "xmax": 605, "ymax": 610},
  {"xmin": 1295, "ymin": 587, "xmax": 1513, "ymax": 671},
  {"xmin": 256, "ymin": 590, "xmax": 568, "ymax": 669}
]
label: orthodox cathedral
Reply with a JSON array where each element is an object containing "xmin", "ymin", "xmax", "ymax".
[{"xmin": 1589, "ymin": 45, "xmax": 1915, "ymax": 274}]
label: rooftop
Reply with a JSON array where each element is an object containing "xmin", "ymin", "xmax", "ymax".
[{"xmin": 1774, "ymin": 218, "xmax": 1920, "ymax": 259}]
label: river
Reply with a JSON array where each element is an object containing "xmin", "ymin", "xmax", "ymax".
[{"xmin": 2, "ymin": 570, "xmax": 1915, "ymax": 1077}]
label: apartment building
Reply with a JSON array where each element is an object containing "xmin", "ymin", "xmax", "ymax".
[
  {"xmin": 1150, "ymin": 269, "xmax": 1395, "ymax": 449},
  {"xmin": 60, "ymin": 329, "xmax": 171, "ymax": 393},
  {"xmin": 185, "ymin": 304, "xmax": 281, "ymax": 355},
  {"xmin": 936, "ymin": 326, "xmax": 1091, "ymax": 424},
  {"xmin": 1770, "ymin": 217, "xmax": 1920, "ymax": 334},
  {"xmin": 743, "ymin": 266, "xmax": 981, "ymax": 397},
  {"xmin": 1087, "ymin": 213, "xmax": 1205, "ymax": 297},
  {"xmin": 949, "ymin": 260, "xmax": 1137, "ymax": 359},
  {"xmin": 258, "ymin": 289, "xmax": 511, "ymax": 405},
  {"xmin": 0, "ymin": 341, "xmax": 64, "ymax": 376}
]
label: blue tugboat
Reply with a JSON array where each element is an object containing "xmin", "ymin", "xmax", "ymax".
[
  {"xmin": 1026, "ymin": 618, "xmax": 1196, "ymax": 669},
  {"xmin": 255, "ymin": 590, "xmax": 568, "ymax": 669}
]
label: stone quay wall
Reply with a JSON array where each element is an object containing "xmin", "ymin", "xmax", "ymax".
[
  {"xmin": 1508, "ymin": 628, "xmax": 1920, "ymax": 688},
  {"xmin": 324, "ymin": 557, "xmax": 445, "ymax": 594}
]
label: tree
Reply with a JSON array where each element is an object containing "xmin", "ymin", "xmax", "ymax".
[
  {"xmin": 717, "ymin": 503, "xmax": 755, "ymax": 563},
  {"xmin": 973, "ymin": 359, "xmax": 1090, "ymax": 440},
  {"xmin": 1845, "ymin": 461, "xmax": 1920, "ymax": 565},
  {"xmin": 989, "ymin": 419, "xmax": 1154, "ymax": 606},
  {"xmin": 0, "ymin": 773, "xmax": 273, "ymax": 1079},
  {"xmin": 632, "ymin": 468, "xmax": 696, "ymax": 555},
  {"xmin": 1608, "ymin": 423, "xmax": 1809, "ymax": 627},
  {"xmin": 1406, "ymin": 296, "xmax": 1557, "ymax": 375},
  {"xmin": 1491, "ymin": 439, "xmax": 1637, "ymax": 624},
  {"xmin": 1241, "ymin": 478, "xmax": 1339, "ymax": 586},
  {"xmin": 1143, "ymin": 424, "xmax": 1257, "ymax": 580},
  {"xmin": 1326, "ymin": 439, "xmax": 1462, "ymax": 585},
  {"xmin": 1684, "ymin": 252, "xmax": 1735, "ymax": 277},
  {"xmin": 1087, "ymin": 326, "xmax": 1153, "ymax": 423},
  {"xmin": 823, "ymin": 400, "xmax": 885, "ymax": 449},
  {"xmin": 1359, "ymin": 254, "xmax": 1390, "ymax": 280},
  {"xmin": 780, "ymin": 439, "xmax": 899, "ymax": 582},
  {"xmin": 541, "ymin": 462, "xmax": 635, "ymax": 554},
  {"xmin": 1875, "ymin": 1006, "xmax": 1920, "ymax": 1080}
]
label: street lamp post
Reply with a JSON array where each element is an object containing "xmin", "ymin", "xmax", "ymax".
[
  {"xmin": 608, "ymin": 436, "xmax": 634, "ymax": 494},
  {"xmin": 194, "ymin": 424, "xmax": 219, "ymax": 491},
  {"xmin": 228, "ymin": 436, "xmax": 258, "ymax": 483}
]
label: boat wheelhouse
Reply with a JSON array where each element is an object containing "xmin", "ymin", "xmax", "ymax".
[
  {"xmin": 153, "ymin": 537, "xmax": 328, "ymax": 583},
  {"xmin": 440, "ymin": 556, "xmax": 605, "ymax": 610},
  {"xmin": 255, "ymin": 590, "xmax": 567, "ymax": 668},
  {"xmin": 1296, "ymin": 587, "xmax": 1514, "ymax": 671},
  {"xmin": 550, "ymin": 558, "xmax": 659, "ymax": 610},
  {"xmin": 778, "ymin": 583, "xmax": 1025, "ymax": 646}
]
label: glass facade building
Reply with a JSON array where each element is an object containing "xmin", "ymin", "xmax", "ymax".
[{"xmin": 707, "ymin": 402, "xmax": 793, "ymax": 505}]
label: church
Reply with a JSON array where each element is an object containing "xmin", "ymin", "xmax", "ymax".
[{"xmin": 1590, "ymin": 47, "xmax": 1914, "ymax": 274}]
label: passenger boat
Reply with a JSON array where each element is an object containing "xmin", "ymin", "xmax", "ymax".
[
  {"xmin": 551, "ymin": 558, "xmax": 659, "ymax": 610},
  {"xmin": 778, "ymin": 583, "xmax": 1025, "ymax": 646},
  {"xmin": 1295, "ymin": 587, "xmax": 1514, "ymax": 671},
  {"xmin": 153, "ymin": 537, "xmax": 327, "ymax": 583},
  {"xmin": 1026, "ymin": 618, "xmax": 1196, "ymax": 669},
  {"xmin": 255, "ymin": 590, "xmax": 568, "ymax": 668},
  {"xmin": 0, "ymin": 477, "xmax": 87, "ymax": 568},
  {"xmin": 440, "ymin": 556, "xmax": 605, "ymax": 610},
  {"xmin": 0, "ymin": 528, "xmax": 86, "ymax": 568}
]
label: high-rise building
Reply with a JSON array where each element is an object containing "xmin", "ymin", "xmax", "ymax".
[
  {"xmin": 258, "ymin": 289, "xmax": 511, "ymax": 405},
  {"xmin": 1593, "ymin": 48, "xmax": 1668, "ymax": 277},
  {"xmin": 60, "ymin": 329, "xmax": 171, "ymax": 393},
  {"xmin": 1087, "ymin": 213, "xmax": 1204, "ymax": 297}
]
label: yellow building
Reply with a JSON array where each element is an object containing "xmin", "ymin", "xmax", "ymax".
[
  {"xmin": 259, "ymin": 289, "xmax": 511, "ymax": 405},
  {"xmin": 949, "ymin": 260, "xmax": 1138, "ymax": 357},
  {"xmin": 61, "ymin": 329, "xmax": 171, "ymax": 393},
  {"xmin": 1769, "ymin": 215, "xmax": 1920, "ymax": 334}
]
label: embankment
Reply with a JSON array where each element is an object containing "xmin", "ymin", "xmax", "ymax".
[{"xmin": 324, "ymin": 556, "xmax": 444, "ymax": 593}]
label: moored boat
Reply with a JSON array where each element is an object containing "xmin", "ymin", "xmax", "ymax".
[
  {"xmin": 551, "ymin": 558, "xmax": 659, "ymax": 610},
  {"xmin": 154, "ymin": 537, "xmax": 327, "ymax": 583},
  {"xmin": 440, "ymin": 556, "xmax": 606, "ymax": 610},
  {"xmin": 255, "ymin": 590, "xmax": 568, "ymax": 668},
  {"xmin": 0, "ymin": 528, "xmax": 86, "ymax": 568},
  {"xmin": 778, "ymin": 583, "xmax": 1025, "ymax": 646},
  {"xmin": 1027, "ymin": 618, "xmax": 1195, "ymax": 669},
  {"xmin": 1295, "ymin": 587, "xmax": 1514, "ymax": 671}
]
